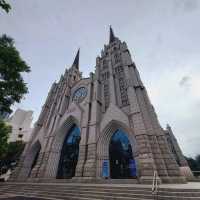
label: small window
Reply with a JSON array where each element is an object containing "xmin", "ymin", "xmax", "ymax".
[
  {"xmin": 101, "ymin": 72, "xmax": 110, "ymax": 81},
  {"xmin": 19, "ymin": 127, "xmax": 22, "ymax": 131},
  {"xmin": 103, "ymin": 59, "xmax": 108, "ymax": 70},
  {"xmin": 114, "ymin": 53, "xmax": 120, "ymax": 64},
  {"xmin": 18, "ymin": 134, "xmax": 23, "ymax": 138}
]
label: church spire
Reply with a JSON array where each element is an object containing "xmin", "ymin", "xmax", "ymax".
[
  {"xmin": 109, "ymin": 26, "xmax": 116, "ymax": 44},
  {"xmin": 72, "ymin": 48, "xmax": 80, "ymax": 69}
]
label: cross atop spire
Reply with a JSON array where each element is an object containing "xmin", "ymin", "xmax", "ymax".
[
  {"xmin": 109, "ymin": 26, "xmax": 116, "ymax": 44},
  {"xmin": 72, "ymin": 48, "xmax": 80, "ymax": 69}
]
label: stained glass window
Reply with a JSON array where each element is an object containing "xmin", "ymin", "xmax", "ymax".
[{"xmin": 72, "ymin": 87, "xmax": 87, "ymax": 103}]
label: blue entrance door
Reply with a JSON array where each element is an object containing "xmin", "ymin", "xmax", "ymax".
[
  {"xmin": 109, "ymin": 129, "xmax": 136, "ymax": 178},
  {"xmin": 57, "ymin": 125, "xmax": 81, "ymax": 179}
]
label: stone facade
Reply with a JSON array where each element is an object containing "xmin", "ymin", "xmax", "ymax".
[
  {"xmin": 12, "ymin": 27, "xmax": 192, "ymax": 183},
  {"xmin": 165, "ymin": 125, "xmax": 194, "ymax": 180}
]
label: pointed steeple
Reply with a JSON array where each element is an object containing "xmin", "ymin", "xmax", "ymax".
[
  {"xmin": 72, "ymin": 49, "xmax": 80, "ymax": 69},
  {"xmin": 109, "ymin": 26, "xmax": 116, "ymax": 44}
]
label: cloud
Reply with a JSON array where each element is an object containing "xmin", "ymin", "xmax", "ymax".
[
  {"xmin": 146, "ymin": 65, "xmax": 200, "ymax": 157},
  {"xmin": 183, "ymin": 0, "xmax": 198, "ymax": 12},
  {"xmin": 179, "ymin": 76, "xmax": 191, "ymax": 87},
  {"xmin": 174, "ymin": 0, "xmax": 198, "ymax": 13},
  {"xmin": 1, "ymin": 0, "xmax": 200, "ymax": 157}
]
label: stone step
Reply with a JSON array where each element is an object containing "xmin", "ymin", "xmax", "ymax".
[
  {"xmin": 2, "ymin": 183, "xmax": 149, "ymax": 190},
  {"xmin": 159, "ymin": 187, "xmax": 200, "ymax": 192},
  {"xmin": 158, "ymin": 197, "xmax": 200, "ymax": 200},
  {"xmin": 0, "ymin": 188, "xmax": 155, "ymax": 199},
  {"xmin": 0, "ymin": 186, "xmax": 153, "ymax": 197},
  {"xmin": 2, "ymin": 187, "xmax": 200, "ymax": 200},
  {"xmin": 2, "ymin": 188, "xmax": 200, "ymax": 200},
  {"xmin": 1, "ymin": 190, "xmax": 150, "ymax": 200},
  {"xmin": 1, "ymin": 184, "xmax": 200, "ymax": 196},
  {"xmin": 0, "ymin": 188, "xmax": 152, "ymax": 197},
  {"xmin": 3, "ymin": 185, "xmax": 200, "ymax": 198},
  {"xmin": 38, "ymin": 178, "xmax": 139, "ymax": 184},
  {"xmin": 3, "ymin": 193, "xmax": 103, "ymax": 200},
  {"xmin": 4, "ymin": 182, "xmax": 200, "ymax": 191},
  {"xmin": 1, "ymin": 183, "xmax": 200, "ymax": 200},
  {"xmin": 0, "ymin": 185, "xmax": 152, "ymax": 193},
  {"xmin": 0, "ymin": 186, "xmax": 152, "ymax": 195},
  {"xmin": 159, "ymin": 191, "xmax": 200, "ymax": 197}
]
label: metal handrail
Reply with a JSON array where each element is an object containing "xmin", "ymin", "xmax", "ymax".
[{"xmin": 152, "ymin": 171, "xmax": 159, "ymax": 200}]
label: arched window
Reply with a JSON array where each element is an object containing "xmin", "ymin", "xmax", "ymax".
[
  {"xmin": 57, "ymin": 125, "xmax": 81, "ymax": 179},
  {"xmin": 109, "ymin": 129, "xmax": 136, "ymax": 179}
]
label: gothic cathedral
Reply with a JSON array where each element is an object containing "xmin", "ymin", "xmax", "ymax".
[{"xmin": 12, "ymin": 27, "xmax": 193, "ymax": 184}]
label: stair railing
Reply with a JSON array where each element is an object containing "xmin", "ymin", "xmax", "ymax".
[{"xmin": 152, "ymin": 170, "xmax": 159, "ymax": 200}]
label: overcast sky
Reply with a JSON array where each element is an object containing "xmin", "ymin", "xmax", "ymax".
[{"xmin": 0, "ymin": 0, "xmax": 200, "ymax": 157}]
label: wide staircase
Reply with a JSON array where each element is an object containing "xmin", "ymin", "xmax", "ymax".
[{"xmin": 0, "ymin": 182, "xmax": 200, "ymax": 200}]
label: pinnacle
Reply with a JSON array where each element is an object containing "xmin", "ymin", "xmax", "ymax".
[
  {"xmin": 72, "ymin": 48, "xmax": 80, "ymax": 69},
  {"xmin": 109, "ymin": 25, "xmax": 116, "ymax": 44}
]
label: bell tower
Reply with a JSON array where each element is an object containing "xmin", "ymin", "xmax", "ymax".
[
  {"xmin": 95, "ymin": 27, "xmax": 186, "ymax": 183},
  {"xmin": 65, "ymin": 49, "xmax": 82, "ymax": 87},
  {"xmin": 96, "ymin": 26, "xmax": 141, "ymax": 112}
]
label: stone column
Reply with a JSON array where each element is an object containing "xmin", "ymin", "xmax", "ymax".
[
  {"xmin": 132, "ymin": 113, "xmax": 159, "ymax": 184},
  {"xmin": 82, "ymin": 73, "xmax": 100, "ymax": 178},
  {"xmin": 41, "ymin": 133, "xmax": 61, "ymax": 179},
  {"xmin": 74, "ymin": 126, "xmax": 87, "ymax": 178},
  {"xmin": 35, "ymin": 136, "xmax": 52, "ymax": 179},
  {"xmin": 109, "ymin": 58, "xmax": 116, "ymax": 105}
]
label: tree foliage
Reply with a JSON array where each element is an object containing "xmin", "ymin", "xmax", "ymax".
[
  {"xmin": 196, "ymin": 155, "xmax": 200, "ymax": 163},
  {"xmin": 0, "ymin": 119, "xmax": 11, "ymax": 159},
  {"xmin": 0, "ymin": 0, "xmax": 11, "ymax": 13},
  {"xmin": 0, "ymin": 140, "xmax": 25, "ymax": 172},
  {"xmin": 185, "ymin": 155, "xmax": 200, "ymax": 176},
  {"xmin": 0, "ymin": 34, "xmax": 30, "ymax": 114},
  {"xmin": 3, "ymin": 140, "xmax": 25, "ymax": 162}
]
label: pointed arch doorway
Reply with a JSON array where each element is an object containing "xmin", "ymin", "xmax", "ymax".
[
  {"xmin": 109, "ymin": 129, "xmax": 136, "ymax": 179},
  {"xmin": 57, "ymin": 125, "xmax": 81, "ymax": 179}
]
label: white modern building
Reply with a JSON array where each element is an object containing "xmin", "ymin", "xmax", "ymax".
[{"xmin": 7, "ymin": 109, "xmax": 33, "ymax": 143}]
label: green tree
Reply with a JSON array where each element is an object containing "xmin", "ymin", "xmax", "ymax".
[
  {"xmin": 195, "ymin": 155, "xmax": 200, "ymax": 170},
  {"xmin": 0, "ymin": 119, "xmax": 11, "ymax": 159},
  {"xmin": 4, "ymin": 141, "xmax": 25, "ymax": 163},
  {"xmin": 186, "ymin": 157, "xmax": 198, "ymax": 171},
  {"xmin": 185, "ymin": 155, "xmax": 200, "ymax": 177},
  {"xmin": 0, "ymin": 0, "xmax": 11, "ymax": 13},
  {"xmin": 0, "ymin": 140, "xmax": 25, "ymax": 172},
  {"xmin": 0, "ymin": 34, "xmax": 30, "ymax": 114}
]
